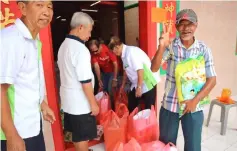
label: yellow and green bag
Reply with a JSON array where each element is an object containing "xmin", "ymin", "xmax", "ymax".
[{"xmin": 175, "ymin": 56, "xmax": 210, "ymax": 117}]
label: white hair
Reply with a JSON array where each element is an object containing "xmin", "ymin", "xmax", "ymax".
[{"xmin": 70, "ymin": 12, "xmax": 94, "ymax": 29}]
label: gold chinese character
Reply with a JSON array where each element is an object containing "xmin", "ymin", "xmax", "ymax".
[
  {"xmin": 1, "ymin": 0, "xmax": 9, "ymax": 4},
  {"xmin": 165, "ymin": 2, "xmax": 174, "ymax": 17},
  {"xmin": 165, "ymin": 19, "xmax": 174, "ymax": 34},
  {"xmin": 0, "ymin": 8, "xmax": 15, "ymax": 29}
]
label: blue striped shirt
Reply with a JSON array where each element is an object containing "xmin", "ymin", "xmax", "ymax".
[{"xmin": 162, "ymin": 37, "xmax": 216, "ymax": 113}]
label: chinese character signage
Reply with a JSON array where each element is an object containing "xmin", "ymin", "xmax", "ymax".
[
  {"xmin": 163, "ymin": 1, "xmax": 176, "ymax": 38},
  {"xmin": 159, "ymin": 0, "xmax": 180, "ymax": 75},
  {"xmin": 1, "ymin": 0, "xmax": 21, "ymax": 29}
]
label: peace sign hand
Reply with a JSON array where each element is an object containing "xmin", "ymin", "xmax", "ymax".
[{"xmin": 159, "ymin": 22, "xmax": 172, "ymax": 48}]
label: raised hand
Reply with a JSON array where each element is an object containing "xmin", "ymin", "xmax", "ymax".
[{"xmin": 159, "ymin": 22, "xmax": 172, "ymax": 48}]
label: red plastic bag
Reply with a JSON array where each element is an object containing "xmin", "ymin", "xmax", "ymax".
[
  {"xmin": 102, "ymin": 110, "xmax": 128, "ymax": 151},
  {"xmin": 95, "ymin": 91, "xmax": 111, "ymax": 124},
  {"xmin": 114, "ymin": 90, "xmax": 128, "ymax": 112},
  {"xmin": 115, "ymin": 103, "xmax": 129, "ymax": 119},
  {"xmin": 113, "ymin": 142, "xmax": 123, "ymax": 151},
  {"xmin": 127, "ymin": 105, "xmax": 159, "ymax": 144},
  {"xmin": 124, "ymin": 138, "xmax": 142, "ymax": 151},
  {"xmin": 163, "ymin": 143, "xmax": 178, "ymax": 151},
  {"xmin": 113, "ymin": 138, "xmax": 142, "ymax": 151},
  {"xmin": 141, "ymin": 140, "xmax": 166, "ymax": 151}
]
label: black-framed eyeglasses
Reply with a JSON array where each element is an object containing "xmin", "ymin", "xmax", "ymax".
[{"xmin": 92, "ymin": 49, "xmax": 99, "ymax": 54}]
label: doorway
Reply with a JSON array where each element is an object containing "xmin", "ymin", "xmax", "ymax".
[
  {"xmin": 50, "ymin": 0, "xmax": 125, "ymax": 100},
  {"xmin": 51, "ymin": 1, "xmax": 125, "ymax": 61},
  {"xmin": 50, "ymin": 1, "xmax": 125, "ymax": 150}
]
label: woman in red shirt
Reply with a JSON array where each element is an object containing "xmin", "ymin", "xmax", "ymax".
[{"xmin": 88, "ymin": 39, "xmax": 119, "ymax": 102}]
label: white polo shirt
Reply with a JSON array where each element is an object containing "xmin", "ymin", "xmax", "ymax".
[
  {"xmin": 121, "ymin": 44, "xmax": 160, "ymax": 94},
  {"xmin": 57, "ymin": 35, "xmax": 94, "ymax": 115},
  {"xmin": 0, "ymin": 19, "xmax": 45, "ymax": 139}
]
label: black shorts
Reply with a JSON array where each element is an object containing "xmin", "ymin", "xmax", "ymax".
[
  {"xmin": 1, "ymin": 130, "xmax": 45, "ymax": 151},
  {"xmin": 64, "ymin": 112, "xmax": 97, "ymax": 142}
]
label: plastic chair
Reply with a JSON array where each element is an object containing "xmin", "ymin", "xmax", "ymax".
[{"xmin": 206, "ymin": 99, "xmax": 237, "ymax": 135}]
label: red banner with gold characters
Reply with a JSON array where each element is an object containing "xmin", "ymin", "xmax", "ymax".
[
  {"xmin": 0, "ymin": 0, "xmax": 21, "ymax": 29},
  {"xmin": 159, "ymin": 0, "xmax": 180, "ymax": 75},
  {"xmin": 161, "ymin": 0, "xmax": 177, "ymax": 39}
]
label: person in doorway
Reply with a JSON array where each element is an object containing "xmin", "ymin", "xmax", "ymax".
[
  {"xmin": 151, "ymin": 9, "xmax": 216, "ymax": 151},
  {"xmin": 98, "ymin": 37, "xmax": 105, "ymax": 44},
  {"xmin": 0, "ymin": 1, "xmax": 55, "ymax": 151},
  {"xmin": 108, "ymin": 36, "xmax": 160, "ymax": 113},
  {"xmin": 88, "ymin": 39, "xmax": 119, "ymax": 106},
  {"xmin": 57, "ymin": 12, "xmax": 99, "ymax": 151}
]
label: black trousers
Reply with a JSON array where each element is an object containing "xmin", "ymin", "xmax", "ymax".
[{"xmin": 128, "ymin": 85, "xmax": 157, "ymax": 113}]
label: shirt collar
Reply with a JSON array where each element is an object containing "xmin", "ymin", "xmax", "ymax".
[
  {"xmin": 15, "ymin": 18, "xmax": 39, "ymax": 40},
  {"xmin": 121, "ymin": 44, "xmax": 127, "ymax": 58},
  {"xmin": 173, "ymin": 37, "xmax": 199, "ymax": 50},
  {"xmin": 66, "ymin": 34, "xmax": 85, "ymax": 44}
]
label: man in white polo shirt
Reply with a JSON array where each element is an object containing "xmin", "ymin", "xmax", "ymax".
[
  {"xmin": 0, "ymin": 1, "xmax": 55, "ymax": 151},
  {"xmin": 108, "ymin": 36, "xmax": 160, "ymax": 113},
  {"xmin": 57, "ymin": 12, "xmax": 99, "ymax": 151}
]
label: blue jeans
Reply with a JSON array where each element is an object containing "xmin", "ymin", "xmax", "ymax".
[
  {"xmin": 159, "ymin": 107, "xmax": 204, "ymax": 151},
  {"xmin": 102, "ymin": 72, "xmax": 114, "ymax": 109},
  {"xmin": 102, "ymin": 72, "xmax": 113, "ymax": 94}
]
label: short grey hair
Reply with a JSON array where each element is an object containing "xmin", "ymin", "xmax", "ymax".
[
  {"xmin": 17, "ymin": 0, "xmax": 28, "ymax": 4},
  {"xmin": 70, "ymin": 12, "xmax": 94, "ymax": 29}
]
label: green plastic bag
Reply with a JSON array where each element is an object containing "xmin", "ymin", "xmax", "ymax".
[
  {"xmin": 175, "ymin": 56, "xmax": 210, "ymax": 117},
  {"xmin": 143, "ymin": 64, "xmax": 157, "ymax": 91}
]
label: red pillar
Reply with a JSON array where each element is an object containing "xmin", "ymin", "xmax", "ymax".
[
  {"xmin": 139, "ymin": 1, "xmax": 157, "ymax": 59},
  {"xmin": 139, "ymin": 1, "xmax": 158, "ymax": 114},
  {"xmin": 41, "ymin": 27, "xmax": 65, "ymax": 151}
]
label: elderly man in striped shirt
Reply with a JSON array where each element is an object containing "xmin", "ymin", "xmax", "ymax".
[{"xmin": 151, "ymin": 9, "xmax": 216, "ymax": 151}]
